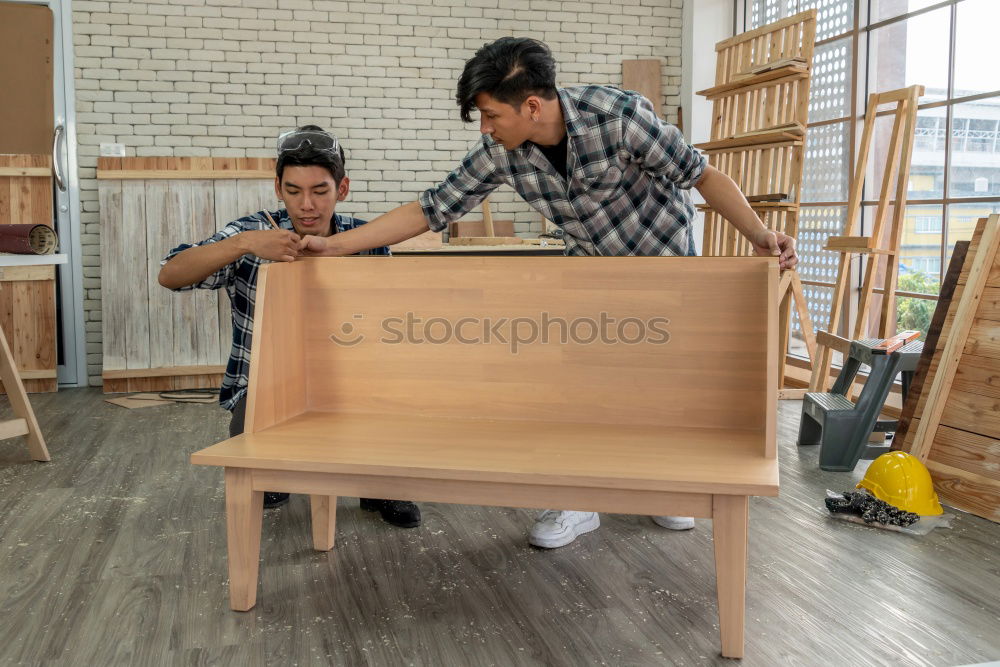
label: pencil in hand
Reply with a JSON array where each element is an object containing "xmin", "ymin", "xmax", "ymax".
[{"xmin": 263, "ymin": 210, "xmax": 280, "ymax": 230}]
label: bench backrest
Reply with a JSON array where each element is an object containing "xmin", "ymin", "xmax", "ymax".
[{"xmin": 246, "ymin": 256, "xmax": 777, "ymax": 456}]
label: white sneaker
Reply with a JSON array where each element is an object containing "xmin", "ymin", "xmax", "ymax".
[
  {"xmin": 529, "ymin": 510, "xmax": 600, "ymax": 548},
  {"xmin": 651, "ymin": 515, "xmax": 696, "ymax": 530}
]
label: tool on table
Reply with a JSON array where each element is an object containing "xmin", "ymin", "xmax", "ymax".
[{"xmin": 870, "ymin": 330, "xmax": 920, "ymax": 355}]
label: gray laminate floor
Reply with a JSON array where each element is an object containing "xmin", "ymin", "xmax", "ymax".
[{"xmin": 1, "ymin": 388, "xmax": 998, "ymax": 666}]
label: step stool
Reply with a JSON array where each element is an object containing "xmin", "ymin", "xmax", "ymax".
[{"xmin": 797, "ymin": 337, "xmax": 923, "ymax": 471}]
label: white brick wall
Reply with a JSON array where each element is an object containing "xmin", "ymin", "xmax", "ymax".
[{"xmin": 73, "ymin": 0, "xmax": 685, "ymax": 386}]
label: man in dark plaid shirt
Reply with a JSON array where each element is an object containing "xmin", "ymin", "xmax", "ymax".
[
  {"xmin": 297, "ymin": 39, "xmax": 799, "ymax": 547},
  {"xmin": 158, "ymin": 126, "xmax": 421, "ymax": 528}
]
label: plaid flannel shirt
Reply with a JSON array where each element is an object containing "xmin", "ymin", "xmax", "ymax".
[
  {"xmin": 161, "ymin": 209, "xmax": 389, "ymax": 411},
  {"xmin": 419, "ymin": 85, "xmax": 707, "ymax": 257}
]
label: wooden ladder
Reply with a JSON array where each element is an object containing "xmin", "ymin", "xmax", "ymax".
[
  {"xmin": 695, "ymin": 10, "xmax": 819, "ymax": 390},
  {"xmin": 0, "ymin": 321, "xmax": 49, "ymax": 461},
  {"xmin": 809, "ymin": 85, "xmax": 924, "ymax": 394}
]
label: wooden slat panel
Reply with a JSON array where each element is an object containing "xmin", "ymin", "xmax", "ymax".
[
  {"xmin": 99, "ymin": 180, "xmax": 126, "ymax": 370},
  {"xmin": 167, "ymin": 180, "xmax": 199, "ymax": 367},
  {"xmin": 0, "ymin": 154, "xmax": 56, "ymax": 393},
  {"xmin": 144, "ymin": 178, "xmax": 174, "ymax": 369},
  {"xmin": 927, "ymin": 460, "xmax": 1000, "ymax": 523},
  {"xmin": 928, "ymin": 426, "xmax": 1000, "ymax": 483},
  {"xmin": 100, "ymin": 158, "xmax": 275, "ymax": 389},
  {"xmin": 103, "ymin": 373, "xmax": 225, "ymax": 394},
  {"xmin": 213, "ymin": 180, "xmax": 241, "ymax": 364},
  {"xmin": 122, "ymin": 181, "xmax": 150, "ymax": 369},
  {"xmin": 190, "ymin": 180, "xmax": 222, "ymax": 366},
  {"xmin": 622, "ymin": 59, "xmax": 662, "ymax": 116},
  {"xmin": 939, "ymin": 389, "xmax": 1000, "ymax": 442}
]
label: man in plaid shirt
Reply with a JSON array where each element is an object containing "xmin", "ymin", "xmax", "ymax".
[
  {"xmin": 158, "ymin": 126, "xmax": 422, "ymax": 528},
  {"xmin": 298, "ymin": 39, "xmax": 799, "ymax": 548}
]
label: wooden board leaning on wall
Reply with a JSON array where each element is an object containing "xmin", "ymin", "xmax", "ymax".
[{"xmin": 98, "ymin": 157, "xmax": 277, "ymax": 393}]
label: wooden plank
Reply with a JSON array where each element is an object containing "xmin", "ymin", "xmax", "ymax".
[
  {"xmin": 190, "ymin": 179, "xmax": 222, "ymax": 366},
  {"xmin": 894, "ymin": 241, "xmax": 969, "ymax": 449},
  {"xmin": 939, "ymin": 389, "xmax": 1000, "ymax": 442},
  {"xmin": 927, "ymin": 426, "xmax": 1000, "ymax": 483},
  {"xmin": 0, "ymin": 322, "xmax": 48, "ymax": 459},
  {"xmin": 0, "ymin": 167, "xmax": 50, "ymax": 177},
  {"xmin": 167, "ymin": 180, "xmax": 199, "ymax": 367},
  {"xmin": 144, "ymin": 177, "xmax": 174, "ymax": 369},
  {"xmin": 927, "ymin": 460, "xmax": 1000, "ymax": 523},
  {"xmin": 0, "ymin": 265, "xmax": 54, "ymax": 281},
  {"xmin": 622, "ymin": 59, "xmax": 662, "ymax": 116},
  {"xmin": 102, "ymin": 364, "xmax": 227, "ymax": 379},
  {"xmin": 96, "ymin": 169, "xmax": 274, "ymax": 180},
  {"xmin": 447, "ymin": 237, "xmax": 525, "ymax": 246},
  {"xmin": 102, "ymin": 373, "xmax": 224, "ymax": 394},
  {"xmin": 694, "ymin": 132, "xmax": 803, "ymax": 152},
  {"xmin": 699, "ymin": 67, "xmax": 808, "ymax": 100},
  {"xmin": 714, "ymin": 10, "xmax": 816, "ymax": 52},
  {"xmin": 122, "ymin": 180, "xmax": 150, "ymax": 370},
  {"xmin": 213, "ymin": 180, "xmax": 241, "ymax": 364},
  {"xmin": 0, "ymin": 417, "xmax": 29, "ymax": 440},
  {"xmin": 911, "ymin": 216, "xmax": 1000, "ymax": 462}
]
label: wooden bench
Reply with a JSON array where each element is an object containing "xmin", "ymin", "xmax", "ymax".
[{"xmin": 191, "ymin": 256, "xmax": 779, "ymax": 659}]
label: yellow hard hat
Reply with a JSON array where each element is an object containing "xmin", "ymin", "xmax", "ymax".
[{"xmin": 857, "ymin": 451, "xmax": 943, "ymax": 516}]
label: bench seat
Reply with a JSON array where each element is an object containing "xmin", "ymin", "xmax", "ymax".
[{"xmin": 192, "ymin": 412, "xmax": 779, "ymax": 497}]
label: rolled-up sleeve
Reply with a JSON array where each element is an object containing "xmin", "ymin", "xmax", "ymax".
[
  {"xmin": 418, "ymin": 139, "xmax": 505, "ymax": 232},
  {"xmin": 621, "ymin": 94, "xmax": 706, "ymax": 190}
]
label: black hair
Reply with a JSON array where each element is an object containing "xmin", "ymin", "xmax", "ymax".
[
  {"xmin": 276, "ymin": 124, "xmax": 346, "ymax": 183},
  {"xmin": 456, "ymin": 38, "xmax": 558, "ymax": 123}
]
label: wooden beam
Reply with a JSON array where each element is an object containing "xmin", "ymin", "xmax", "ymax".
[
  {"xmin": 102, "ymin": 364, "xmax": 227, "ymax": 380},
  {"xmin": 96, "ymin": 170, "xmax": 274, "ymax": 180}
]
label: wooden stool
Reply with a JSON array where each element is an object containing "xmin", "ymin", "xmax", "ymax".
[{"xmin": 0, "ymin": 322, "xmax": 49, "ymax": 461}]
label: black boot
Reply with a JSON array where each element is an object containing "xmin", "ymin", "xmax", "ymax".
[{"xmin": 360, "ymin": 498, "xmax": 421, "ymax": 528}]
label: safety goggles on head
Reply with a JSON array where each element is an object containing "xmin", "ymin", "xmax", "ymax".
[{"xmin": 276, "ymin": 129, "xmax": 341, "ymax": 158}]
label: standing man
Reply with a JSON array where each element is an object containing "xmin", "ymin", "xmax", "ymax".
[
  {"xmin": 298, "ymin": 39, "xmax": 798, "ymax": 548},
  {"xmin": 158, "ymin": 126, "xmax": 422, "ymax": 528}
]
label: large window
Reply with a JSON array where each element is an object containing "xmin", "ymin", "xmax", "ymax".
[{"xmin": 742, "ymin": 0, "xmax": 1000, "ymax": 345}]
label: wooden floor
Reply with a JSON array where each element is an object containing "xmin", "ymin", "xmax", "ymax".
[{"xmin": 1, "ymin": 388, "xmax": 998, "ymax": 666}]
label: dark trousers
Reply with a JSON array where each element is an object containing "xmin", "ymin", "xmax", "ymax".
[{"xmin": 229, "ymin": 395, "xmax": 247, "ymax": 438}]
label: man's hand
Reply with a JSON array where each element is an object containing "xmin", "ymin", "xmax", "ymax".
[
  {"xmin": 240, "ymin": 229, "xmax": 302, "ymax": 262},
  {"xmin": 298, "ymin": 235, "xmax": 331, "ymax": 256},
  {"xmin": 751, "ymin": 229, "xmax": 798, "ymax": 270}
]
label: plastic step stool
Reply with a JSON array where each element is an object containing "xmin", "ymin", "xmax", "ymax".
[{"xmin": 797, "ymin": 338, "xmax": 923, "ymax": 472}]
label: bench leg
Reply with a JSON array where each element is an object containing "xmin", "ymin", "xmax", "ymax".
[
  {"xmin": 713, "ymin": 494, "xmax": 749, "ymax": 659},
  {"xmin": 225, "ymin": 468, "xmax": 263, "ymax": 612},
  {"xmin": 310, "ymin": 495, "xmax": 337, "ymax": 551}
]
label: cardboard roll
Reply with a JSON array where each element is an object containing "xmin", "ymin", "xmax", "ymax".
[{"xmin": 0, "ymin": 224, "xmax": 58, "ymax": 255}]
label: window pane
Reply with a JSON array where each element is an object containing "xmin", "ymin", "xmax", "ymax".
[
  {"xmin": 809, "ymin": 37, "xmax": 853, "ymax": 123},
  {"xmin": 868, "ymin": 7, "xmax": 950, "ymax": 103},
  {"xmin": 910, "ymin": 107, "xmax": 947, "ymax": 199},
  {"xmin": 947, "ymin": 202, "xmax": 1000, "ymax": 258},
  {"xmin": 871, "ymin": 0, "xmax": 944, "ymax": 23},
  {"xmin": 802, "ymin": 121, "xmax": 851, "ymax": 202},
  {"xmin": 954, "ymin": 0, "xmax": 1000, "ymax": 97},
  {"xmin": 865, "ymin": 108, "xmax": 946, "ymax": 200},
  {"xmin": 948, "ymin": 97, "xmax": 1000, "ymax": 198},
  {"xmin": 898, "ymin": 205, "xmax": 943, "ymax": 291}
]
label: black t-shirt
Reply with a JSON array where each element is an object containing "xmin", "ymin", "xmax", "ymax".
[{"xmin": 535, "ymin": 134, "xmax": 569, "ymax": 180}]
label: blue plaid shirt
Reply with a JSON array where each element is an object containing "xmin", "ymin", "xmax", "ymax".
[
  {"xmin": 419, "ymin": 85, "xmax": 707, "ymax": 256},
  {"xmin": 162, "ymin": 209, "xmax": 390, "ymax": 411}
]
